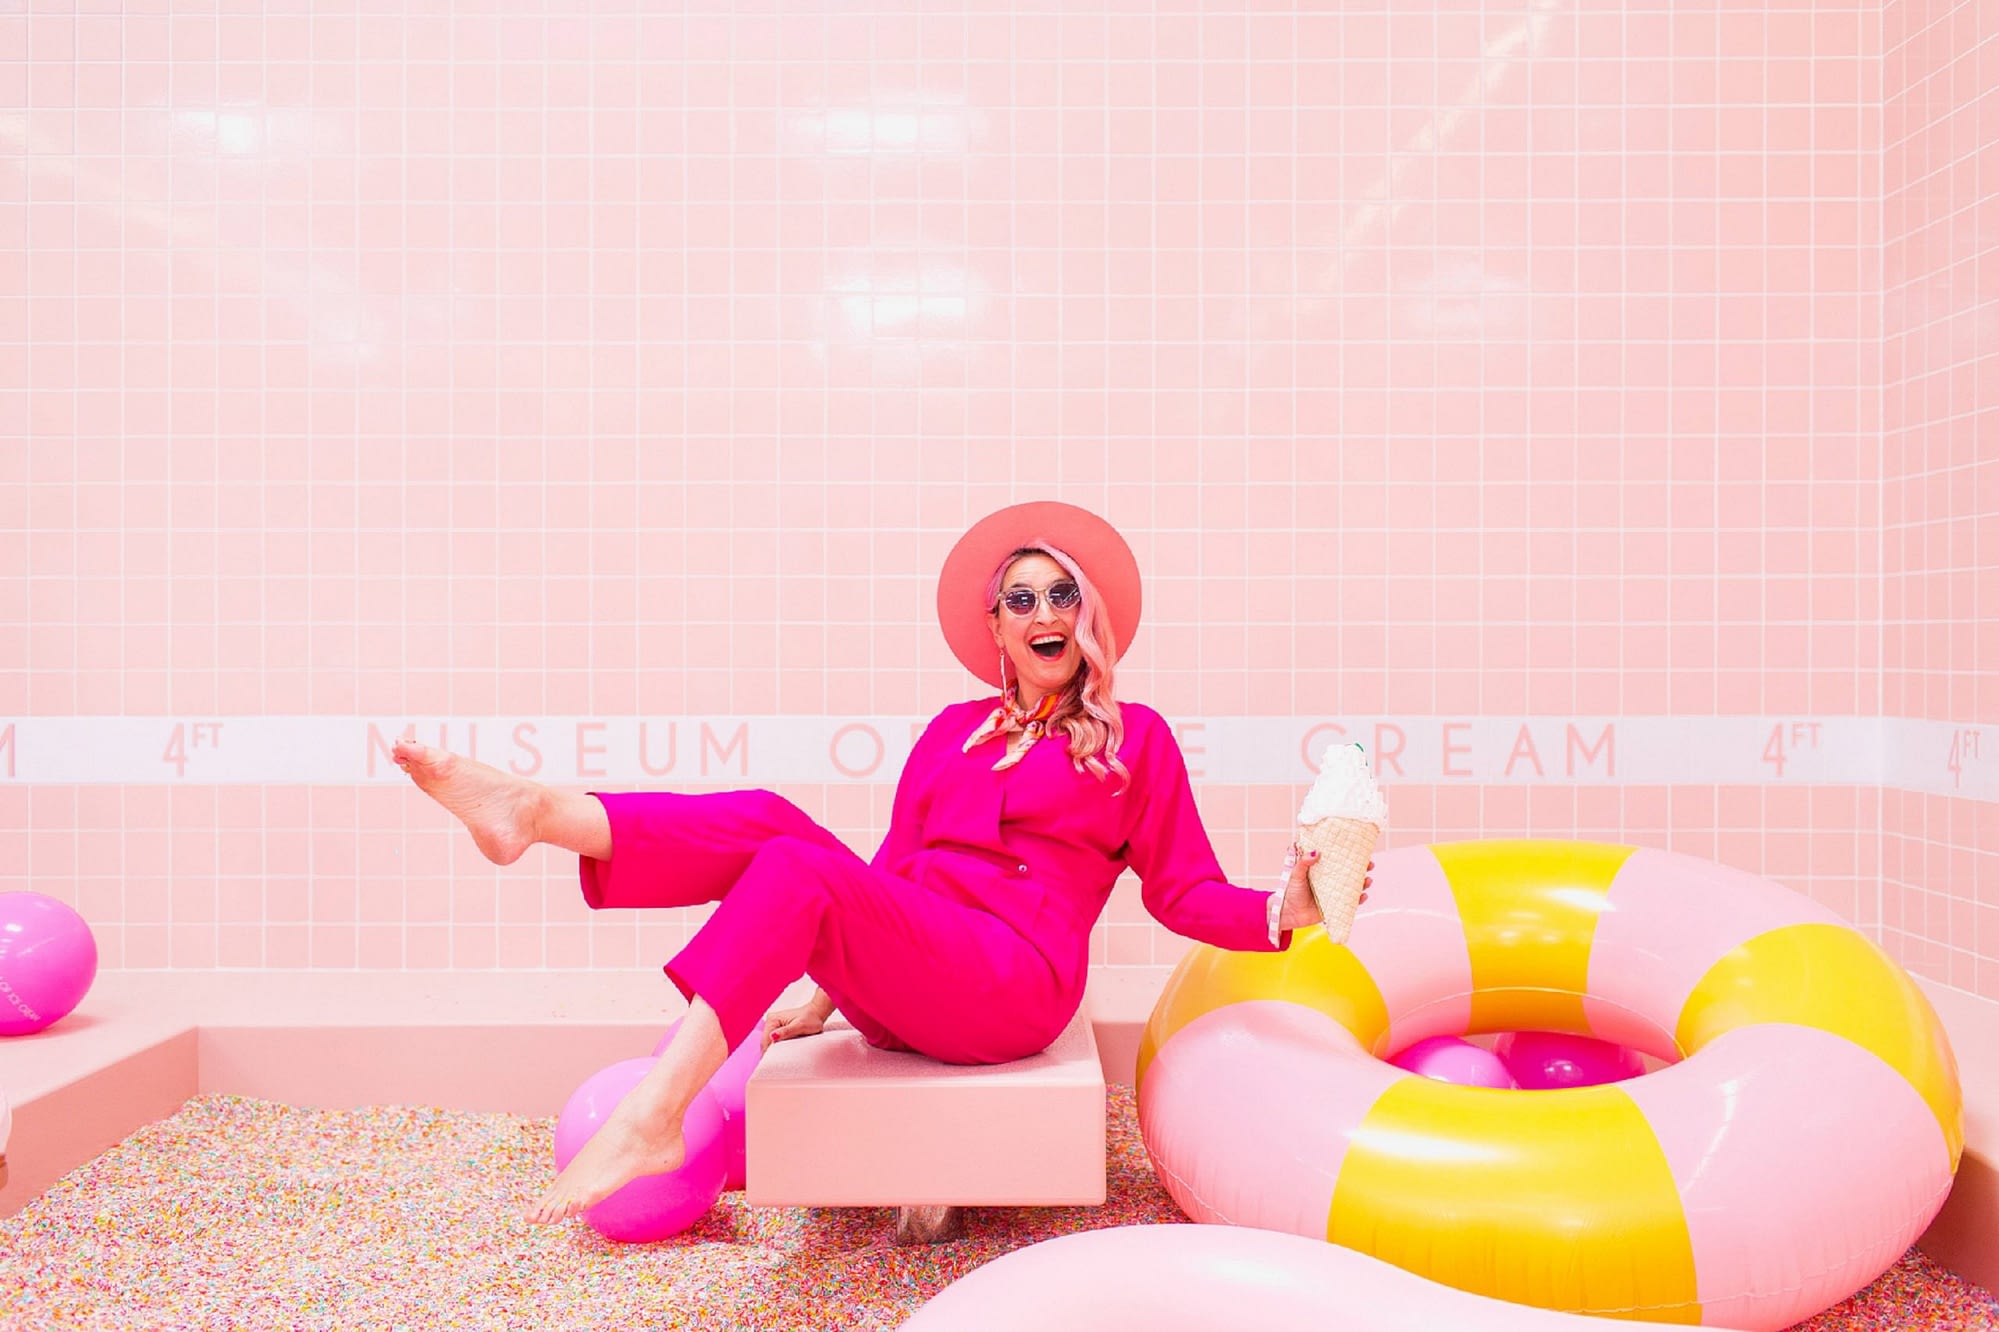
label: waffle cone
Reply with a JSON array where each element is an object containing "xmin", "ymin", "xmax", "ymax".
[{"xmin": 1299, "ymin": 816, "xmax": 1378, "ymax": 945}]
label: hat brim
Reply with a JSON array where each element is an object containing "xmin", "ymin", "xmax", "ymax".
[{"xmin": 936, "ymin": 501, "xmax": 1143, "ymax": 688}]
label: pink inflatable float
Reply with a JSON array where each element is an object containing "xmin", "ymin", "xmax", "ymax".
[
  {"xmin": 899, "ymin": 1224, "xmax": 1752, "ymax": 1332},
  {"xmin": 1137, "ymin": 840, "xmax": 1962, "ymax": 1330}
]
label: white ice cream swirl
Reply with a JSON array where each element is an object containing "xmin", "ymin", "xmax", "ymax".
[{"xmin": 1297, "ymin": 742, "xmax": 1388, "ymax": 826}]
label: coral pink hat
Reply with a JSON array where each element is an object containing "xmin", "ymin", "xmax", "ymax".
[{"xmin": 936, "ymin": 501, "xmax": 1144, "ymax": 688}]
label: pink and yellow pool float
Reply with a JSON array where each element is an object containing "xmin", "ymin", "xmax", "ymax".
[{"xmin": 1137, "ymin": 840, "xmax": 1963, "ymax": 1331}]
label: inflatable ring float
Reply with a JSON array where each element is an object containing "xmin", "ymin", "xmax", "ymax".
[
  {"xmin": 901, "ymin": 1224, "xmax": 1754, "ymax": 1332},
  {"xmin": 1136, "ymin": 840, "xmax": 1962, "ymax": 1332}
]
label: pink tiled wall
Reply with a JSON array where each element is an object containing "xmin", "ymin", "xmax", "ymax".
[
  {"xmin": 1881, "ymin": 0, "xmax": 1999, "ymax": 994},
  {"xmin": 3, "ymin": 0, "xmax": 1982, "ymax": 996}
]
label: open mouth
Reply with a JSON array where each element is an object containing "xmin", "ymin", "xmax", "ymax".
[{"xmin": 1029, "ymin": 635, "xmax": 1068, "ymax": 661}]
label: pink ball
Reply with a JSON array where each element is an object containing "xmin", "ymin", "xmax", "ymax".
[
  {"xmin": 649, "ymin": 1019, "xmax": 765, "ymax": 1192},
  {"xmin": 1388, "ymin": 1035, "xmax": 1518, "ymax": 1089},
  {"xmin": 553, "ymin": 1057, "xmax": 727, "ymax": 1242},
  {"xmin": 707, "ymin": 1035, "xmax": 763, "ymax": 1193},
  {"xmin": 0, "ymin": 892, "xmax": 98, "ymax": 1038},
  {"xmin": 1494, "ymin": 1030, "xmax": 1645, "ymax": 1090}
]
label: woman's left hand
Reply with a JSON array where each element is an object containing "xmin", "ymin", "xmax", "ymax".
[{"xmin": 1278, "ymin": 846, "xmax": 1372, "ymax": 932}]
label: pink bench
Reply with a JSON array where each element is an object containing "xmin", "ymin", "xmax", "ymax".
[{"xmin": 743, "ymin": 1004, "xmax": 1106, "ymax": 1242}]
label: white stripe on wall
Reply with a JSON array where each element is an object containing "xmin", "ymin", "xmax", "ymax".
[{"xmin": 0, "ymin": 715, "xmax": 1988, "ymax": 798}]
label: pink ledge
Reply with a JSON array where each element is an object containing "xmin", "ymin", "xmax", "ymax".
[
  {"xmin": 4, "ymin": 964, "xmax": 1993, "ymax": 1306},
  {"xmin": 0, "ymin": 970, "xmax": 1148, "ymax": 1218},
  {"xmin": 0, "ymin": 970, "xmax": 724, "ymax": 1216}
]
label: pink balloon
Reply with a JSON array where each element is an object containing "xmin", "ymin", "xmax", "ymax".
[
  {"xmin": 1389, "ymin": 1035, "xmax": 1518, "ymax": 1089},
  {"xmin": 649, "ymin": 1019, "xmax": 765, "ymax": 1192},
  {"xmin": 0, "ymin": 892, "xmax": 99, "ymax": 1037},
  {"xmin": 1495, "ymin": 1031, "xmax": 1646, "ymax": 1090},
  {"xmin": 552, "ymin": 1057, "xmax": 727, "ymax": 1242},
  {"xmin": 708, "ymin": 1035, "xmax": 762, "ymax": 1192}
]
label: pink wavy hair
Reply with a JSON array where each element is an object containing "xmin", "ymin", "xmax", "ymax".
[{"xmin": 985, "ymin": 542, "xmax": 1130, "ymax": 789}]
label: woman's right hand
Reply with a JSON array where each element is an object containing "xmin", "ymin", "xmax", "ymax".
[{"xmin": 761, "ymin": 989, "xmax": 836, "ymax": 1051}]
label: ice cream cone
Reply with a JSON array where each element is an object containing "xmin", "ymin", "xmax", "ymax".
[
  {"xmin": 1295, "ymin": 741, "xmax": 1386, "ymax": 945},
  {"xmin": 1300, "ymin": 814, "xmax": 1378, "ymax": 946}
]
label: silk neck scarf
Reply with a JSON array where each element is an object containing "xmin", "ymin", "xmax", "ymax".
[{"xmin": 962, "ymin": 688, "xmax": 1060, "ymax": 771}]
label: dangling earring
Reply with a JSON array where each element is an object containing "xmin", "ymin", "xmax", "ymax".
[{"xmin": 997, "ymin": 649, "xmax": 1009, "ymax": 697}]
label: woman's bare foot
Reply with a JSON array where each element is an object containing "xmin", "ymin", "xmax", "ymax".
[
  {"xmin": 529, "ymin": 1000, "xmax": 729, "ymax": 1226},
  {"xmin": 392, "ymin": 740, "xmax": 545, "ymax": 866},
  {"xmin": 526, "ymin": 1094, "xmax": 687, "ymax": 1224}
]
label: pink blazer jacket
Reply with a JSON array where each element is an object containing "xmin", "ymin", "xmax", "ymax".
[{"xmin": 872, "ymin": 698, "xmax": 1292, "ymax": 998}]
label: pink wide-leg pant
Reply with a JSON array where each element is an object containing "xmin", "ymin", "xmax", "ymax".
[{"xmin": 580, "ymin": 790, "xmax": 1070, "ymax": 1065}]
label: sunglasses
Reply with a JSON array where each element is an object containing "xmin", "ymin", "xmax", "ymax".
[{"xmin": 998, "ymin": 580, "xmax": 1082, "ymax": 616}]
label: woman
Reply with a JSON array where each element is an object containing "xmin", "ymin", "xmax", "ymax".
[{"xmin": 394, "ymin": 501, "xmax": 1358, "ymax": 1224}]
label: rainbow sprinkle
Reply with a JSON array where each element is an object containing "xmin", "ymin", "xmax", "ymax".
[{"xmin": 1, "ymin": 1088, "xmax": 1994, "ymax": 1331}]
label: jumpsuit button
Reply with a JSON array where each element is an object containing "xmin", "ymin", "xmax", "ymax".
[{"xmin": 1015, "ymin": 863, "xmax": 1029, "ymax": 877}]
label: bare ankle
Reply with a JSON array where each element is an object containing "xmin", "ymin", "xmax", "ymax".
[
  {"xmin": 522, "ymin": 783, "xmax": 551, "ymax": 850},
  {"xmin": 539, "ymin": 788, "xmax": 614, "ymax": 860}
]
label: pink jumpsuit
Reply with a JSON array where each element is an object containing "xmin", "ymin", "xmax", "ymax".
[{"xmin": 579, "ymin": 698, "xmax": 1291, "ymax": 1064}]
